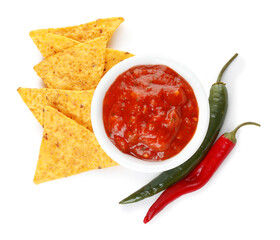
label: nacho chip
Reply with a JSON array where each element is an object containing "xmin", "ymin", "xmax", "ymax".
[
  {"xmin": 104, "ymin": 49, "xmax": 134, "ymax": 74},
  {"xmin": 33, "ymin": 106, "xmax": 117, "ymax": 184},
  {"xmin": 37, "ymin": 33, "xmax": 134, "ymax": 69},
  {"xmin": 30, "ymin": 17, "xmax": 124, "ymax": 55},
  {"xmin": 17, "ymin": 88, "xmax": 94, "ymax": 131},
  {"xmin": 34, "ymin": 37, "xmax": 107, "ymax": 90},
  {"xmin": 38, "ymin": 33, "xmax": 79, "ymax": 58}
]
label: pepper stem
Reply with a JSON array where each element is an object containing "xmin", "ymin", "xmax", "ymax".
[
  {"xmin": 216, "ymin": 53, "xmax": 238, "ymax": 83},
  {"xmin": 224, "ymin": 122, "xmax": 260, "ymax": 144}
]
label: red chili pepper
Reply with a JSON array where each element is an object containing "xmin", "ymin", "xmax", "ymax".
[{"xmin": 143, "ymin": 122, "xmax": 260, "ymax": 224}]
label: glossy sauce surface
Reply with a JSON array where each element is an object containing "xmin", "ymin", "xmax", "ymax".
[{"xmin": 103, "ymin": 65, "xmax": 199, "ymax": 161}]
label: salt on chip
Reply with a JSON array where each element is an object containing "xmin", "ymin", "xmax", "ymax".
[
  {"xmin": 17, "ymin": 88, "xmax": 94, "ymax": 131},
  {"xmin": 33, "ymin": 106, "xmax": 118, "ymax": 184},
  {"xmin": 104, "ymin": 49, "xmax": 134, "ymax": 74},
  {"xmin": 30, "ymin": 17, "xmax": 124, "ymax": 55},
  {"xmin": 34, "ymin": 37, "xmax": 107, "ymax": 90}
]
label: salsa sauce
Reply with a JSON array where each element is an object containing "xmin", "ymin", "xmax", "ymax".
[{"xmin": 103, "ymin": 65, "xmax": 199, "ymax": 161}]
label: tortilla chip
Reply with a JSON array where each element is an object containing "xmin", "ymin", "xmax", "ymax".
[
  {"xmin": 17, "ymin": 88, "xmax": 94, "ymax": 131},
  {"xmin": 37, "ymin": 34, "xmax": 134, "ymax": 70},
  {"xmin": 30, "ymin": 17, "xmax": 124, "ymax": 55},
  {"xmin": 104, "ymin": 49, "xmax": 134, "ymax": 74},
  {"xmin": 33, "ymin": 106, "xmax": 118, "ymax": 184},
  {"xmin": 34, "ymin": 37, "xmax": 107, "ymax": 90},
  {"xmin": 38, "ymin": 33, "xmax": 79, "ymax": 58}
]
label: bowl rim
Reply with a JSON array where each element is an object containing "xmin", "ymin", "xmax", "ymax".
[{"xmin": 91, "ymin": 55, "xmax": 209, "ymax": 173}]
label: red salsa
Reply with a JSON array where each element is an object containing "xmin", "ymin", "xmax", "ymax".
[{"xmin": 103, "ymin": 65, "xmax": 199, "ymax": 161}]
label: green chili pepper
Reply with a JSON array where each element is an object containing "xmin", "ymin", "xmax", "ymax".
[{"xmin": 119, "ymin": 53, "xmax": 238, "ymax": 204}]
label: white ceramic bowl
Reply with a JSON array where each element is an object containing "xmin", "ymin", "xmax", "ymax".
[{"xmin": 91, "ymin": 55, "xmax": 209, "ymax": 173}]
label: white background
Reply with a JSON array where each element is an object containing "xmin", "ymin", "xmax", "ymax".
[{"xmin": 1, "ymin": 0, "xmax": 279, "ymax": 239}]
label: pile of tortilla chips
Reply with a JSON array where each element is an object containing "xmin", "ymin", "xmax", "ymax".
[{"xmin": 18, "ymin": 17, "xmax": 134, "ymax": 184}]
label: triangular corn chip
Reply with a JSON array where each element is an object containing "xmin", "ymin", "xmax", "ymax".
[
  {"xmin": 17, "ymin": 88, "xmax": 94, "ymax": 131},
  {"xmin": 34, "ymin": 106, "xmax": 118, "ymax": 184},
  {"xmin": 30, "ymin": 17, "xmax": 124, "ymax": 55},
  {"xmin": 34, "ymin": 37, "xmax": 107, "ymax": 90},
  {"xmin": 36, "ymin": 34, "xmax": 134, "ymax": 72},
  {"xmin": 104, "ymin": 48, "xmax": 134, "ymax": 74},
  {"xmin": 38, "ymin": 33, "xmax": 79, "ymax": 58}
]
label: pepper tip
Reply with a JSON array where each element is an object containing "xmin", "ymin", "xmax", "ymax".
[{"xmin": 143, "ymin": 215, "xmax": 150, "ymax": 224}]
